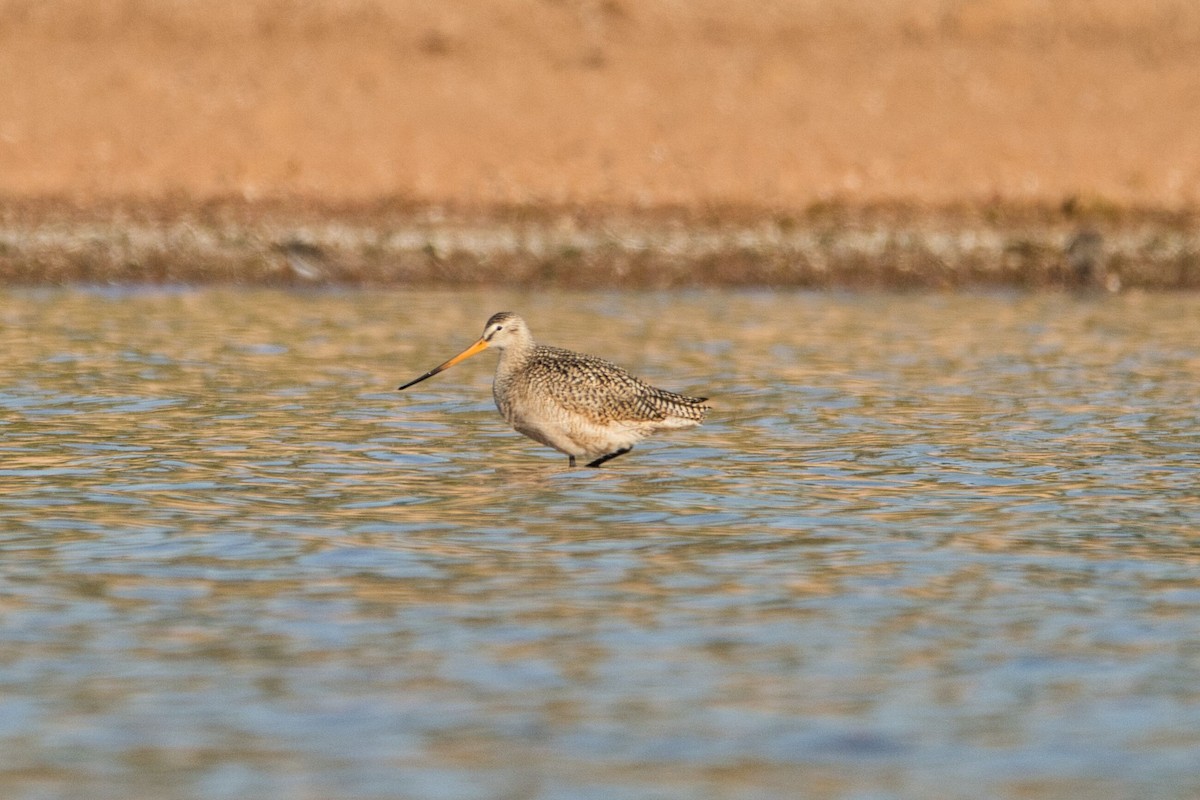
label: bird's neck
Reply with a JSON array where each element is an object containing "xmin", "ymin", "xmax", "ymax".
[{"xmin": 494, "ymin": 340, "xmax": 536, "ymax": 377}]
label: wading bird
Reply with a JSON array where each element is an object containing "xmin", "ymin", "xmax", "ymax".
[{"xmin": 397, "ymin": 312, "xmax": 709, "ymax": 466}]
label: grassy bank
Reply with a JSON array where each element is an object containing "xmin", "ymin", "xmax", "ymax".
[{"xmin": 1, "ymin": 198, "xmax": 1197, "ymax": 290}]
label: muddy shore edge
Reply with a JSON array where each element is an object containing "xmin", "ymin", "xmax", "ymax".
[{"xmin": 2, "ymin": 198, "xmax": 1197, "ymax": 290}]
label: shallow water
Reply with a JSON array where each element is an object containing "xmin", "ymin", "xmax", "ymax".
[{"xmin": 2, "ymin": 287, "xmax": 1199, "ymax": 800}]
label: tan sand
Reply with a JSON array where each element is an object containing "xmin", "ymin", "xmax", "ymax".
[
  {"xmin": 2, "ymin": 1, "xmax": 1198, "ymax": 287},
  {"xmin": 2, "ymin": 0, "xmax": 1199, "ymax": 209}
]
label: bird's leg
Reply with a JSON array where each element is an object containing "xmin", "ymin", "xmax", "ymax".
[
  {"xmin": 586, "ymin": 447, "xmax": 632, "ymax": 468},
  {"xmin": 569, "ymin": 455, "xmax": 576, "ymax": 467}
]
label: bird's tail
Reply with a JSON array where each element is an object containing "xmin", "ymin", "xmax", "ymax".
[{"xmin": 654, "ymin": 389, "xmax": 711, "ymax": 423}]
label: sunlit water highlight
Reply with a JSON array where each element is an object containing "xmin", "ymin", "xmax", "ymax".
[{"xmin": 1, "ymin": 288, "xmax": 1198, "ymax": 799}]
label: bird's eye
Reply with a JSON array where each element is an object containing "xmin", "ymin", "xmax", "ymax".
[{"xmin": 495, "ymin": 326, "xmax": 504, "ymax": 331}]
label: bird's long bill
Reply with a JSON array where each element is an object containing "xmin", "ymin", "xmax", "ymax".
[{"xmin": 396, "ymin": 337, "xmax": 490, "ymax": 391}]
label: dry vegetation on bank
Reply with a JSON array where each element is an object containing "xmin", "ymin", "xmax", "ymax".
[{"xmin": 2, "ymin": 199, "xmax": 1197, "ymax": 289}]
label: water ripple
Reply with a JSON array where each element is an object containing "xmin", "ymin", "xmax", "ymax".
[{"xmin": 0, "ymin": 288, "xmax": 1198, "ymax": 799}]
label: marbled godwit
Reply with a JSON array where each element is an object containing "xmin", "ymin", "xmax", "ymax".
[{"xmin": 397, "ymin": 312, "xmax": 710, "ymax": 467}]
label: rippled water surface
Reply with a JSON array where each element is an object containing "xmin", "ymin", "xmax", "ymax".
[{"xmin": 2, "ymin": 288, "xmax": 1199, "ymax": 800}]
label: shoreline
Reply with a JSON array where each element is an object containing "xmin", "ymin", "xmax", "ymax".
[
  {"xmin": 5, "ymin": 2, "xmax": 1200, "ymax": 212},
  {"xmin": 1, "ymin": 197, "xmax": 1197, "ymax": 290}
]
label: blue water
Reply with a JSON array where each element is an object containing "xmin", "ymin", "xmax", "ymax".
[{"xmin": 1, "ymin": 288, "xmax": 1198, "ymax": 799}]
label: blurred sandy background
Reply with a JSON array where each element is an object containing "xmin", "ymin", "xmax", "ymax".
[{"xmin": 2, "ymin": 0, "xmax": 1198, "ymax": 211}]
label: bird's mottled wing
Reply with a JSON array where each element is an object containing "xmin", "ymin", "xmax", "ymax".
[{"xmin": 524, "ymin": 346, "xmax": 707, "ymax": 424}]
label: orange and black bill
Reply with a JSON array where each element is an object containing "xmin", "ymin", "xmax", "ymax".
[{"xmin": 396, "ymin": 337, "xmax": 490, "ymax": 391}]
